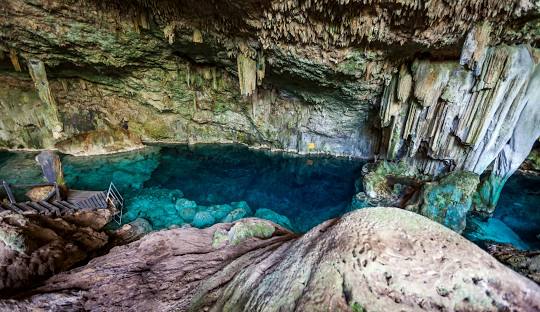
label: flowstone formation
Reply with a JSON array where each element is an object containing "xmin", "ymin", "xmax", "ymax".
[{"xmin": 2, "ymin": 208, "xmax": 539, "ymax": 311}]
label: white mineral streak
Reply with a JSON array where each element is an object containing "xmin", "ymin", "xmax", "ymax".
[
  {"xmin": 27, "ymin": 59, "xmax": 63, "ymax": 139},
  {"xmin": 379, "ymin": 25, "xmax": 539, "ymax": 179}
]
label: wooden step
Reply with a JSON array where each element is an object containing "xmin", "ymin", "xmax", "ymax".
[
  {"xmin": 52, "ymin": 201, "xmax": 74, "ymax": 213},
  {"xmin": 40, "ymin": 201, "xmax": 67, "ymax": 215},
  {"xmin": 59, "ymin": 201, "xmax": 79, "ymax": 211},
  {"xmin": 27, "ymin": 202, "xmax": 52, "ymax": 215},
  {"xmin": 17, "ymin": 202, "xmax": 38, "ymax": 214},
  {"xmin": 8, "ymin": 204, "xmax": 24, "ymax": 214},
  {"xmin": 42, "ymin": 201, "xmax": 61, "ymax": 217}
]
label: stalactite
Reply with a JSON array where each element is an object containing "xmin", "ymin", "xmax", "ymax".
[
  {"xmin": 256, "ymin": 51, "xmax": 266, "ymax": 86},
  {"xmin": 9, "ymin": 49, "xmax": 21, "ymax": 72},
  {"xmin": 237, "ymin": 53, "xmax": 257, "ymax": 96},
  {"xmin": 163, "ymin": 24, "xmax": 175, "ymax": 44},
  {"xmin": 378, "ymin": 43, "xmax": 539, "ymax": 181},
  {"xmin": 27, "ymin": 59, "xmax": 63, "ymax": 139},
  {"xmin": 192, "ymin": 29, "xmax": 203, "ymax": 43}
]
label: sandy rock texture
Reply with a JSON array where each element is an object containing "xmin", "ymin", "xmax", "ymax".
[{"xmin": 2, "ymin": 208, "xmax": 539, "ymax": 311}]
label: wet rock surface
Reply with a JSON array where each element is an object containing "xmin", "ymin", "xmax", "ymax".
[{"xmin": 2, "ymin": 208, "xmax": 539, "ymax": 311}]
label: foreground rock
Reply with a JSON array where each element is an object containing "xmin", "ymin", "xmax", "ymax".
[
  {"xmin": 3, "ymin": 208, "xmax": 539, "ymax": 311},
  {"xmin": 0, "ymin": 210, "xmax": 110, "ymax": 291}
]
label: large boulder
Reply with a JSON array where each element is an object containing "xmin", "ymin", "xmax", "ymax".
[{"xmin": 2, "ymin": 208, "xmax": 539, "ymax": 311}]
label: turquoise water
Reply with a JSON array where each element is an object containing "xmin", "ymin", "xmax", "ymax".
[
  {"xmin": 464, "ymin": 174, "xmax": 540, "ymax": 250},
  {"xmin": 1, "ymin": 146, "xmax": 539, "ymax": 246},
  {"xmin": 0, "ymin": 144, "xmax": 363, "ymax": 232}
]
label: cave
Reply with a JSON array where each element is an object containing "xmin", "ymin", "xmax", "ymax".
[{"xmin": 0, "ymin": 0, "xmax": 540, "ymax": 310}]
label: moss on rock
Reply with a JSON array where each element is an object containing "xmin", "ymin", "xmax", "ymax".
[{"xmin": 227, "ymin": 220, "xmax": 275, "ymax": 246}]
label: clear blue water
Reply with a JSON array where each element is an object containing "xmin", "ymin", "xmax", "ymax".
[
  {"xmin": 464, "ymin": 174, "xmax": 540, "ymax": 250},
  {"xmin": 1, "ymin": 145, "xmax": 539, "ymax": 246},
  {"xmin": 0, "ymin": 144, "xmax": 363, "ymax": 232}
]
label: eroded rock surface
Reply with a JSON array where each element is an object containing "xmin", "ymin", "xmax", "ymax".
[
  {"xmin": 0, "ymin": 210, "xmax": 110, "ymax": 291},
  {"xmin": 3, "ymin": 208, "xmax": 539, "ymax": 311}
]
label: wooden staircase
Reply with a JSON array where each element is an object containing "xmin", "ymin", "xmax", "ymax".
[
  {"xmin": 0, "ymin": 181, "xmax": 123, "ymax": 222},
  {"xmin": 0, "ymin": 199, "xmax": 83, "ymax": 216}
]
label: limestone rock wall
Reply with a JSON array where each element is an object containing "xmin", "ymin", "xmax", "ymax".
[{"xmin": 1, "ymin": 0, "xmax": 539, "ymax": 159}]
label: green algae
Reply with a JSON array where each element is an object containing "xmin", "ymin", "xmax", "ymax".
[
  {"xmin": 212, "ymin": 229, "xmax": 229, "ymax": 248},
  {"xmin": 363, "ymin": 160, "xmax": 423, "ymax": 198},
  {"xmin": 228, "ymin": 220, "xmax": 275, "ymax": 245},
  {"xmin": 351, "ymin": 302, "xmax": 366, "ymax": 312}
]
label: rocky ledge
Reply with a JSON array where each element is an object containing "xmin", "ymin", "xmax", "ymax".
[{"xmin": 2, "ymin": 208, "xmax": 539, "ymax": 311}]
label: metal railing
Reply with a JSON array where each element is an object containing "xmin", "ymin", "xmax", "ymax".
[{"xmin": 106, "ymin": 182, "xmax": 124, "ymax": 225}]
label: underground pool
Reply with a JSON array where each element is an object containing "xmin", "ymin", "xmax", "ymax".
[
  {"xmin": 0, "ymin": 144, "xmax": 365, "ymax": 233},
  {"xmin": 0, "ymin": 144, "xmax": 539, "ymax": 247}
]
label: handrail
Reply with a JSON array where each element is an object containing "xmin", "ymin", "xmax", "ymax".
[
  {"xmin": 10, "ymin": 182, "xmax": 56, "ymax": 188},
  {"xmin": 2, "ymin": 181, "xmax": 16, "ymax": 204},
  {"xmin": 106, "ymin": 182, "xmax": 124, "ymax": 225}
]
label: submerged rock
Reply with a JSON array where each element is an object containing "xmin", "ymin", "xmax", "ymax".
[
  {"xmin": 416, "ymin": 171, "xmax": 480, "ymax": 233},
  {"xmin": 177, "ymin": 207, "xmax": 196, "ymax": 223},
  {"xmin": 207, "ymin": 204, "xmax": 233, "ymax": 221},
  {"xmin": 254, "ymin": 208, "xmax": 293, "ymax": 230},
  {"xmin": 192, "ymin": 211, "xmax": 216, "ymax": 228},
  {"xmin": 3, "ymin": 208, "xmax": 539, "ymax": 311},
  {"xmin": 230, "ymin": 201, "xmax": 252, "ymax": 215},
  {"xmin": 222, "ymin": 208, "xmax": 250, "ymax": 223},
  {"xmin": 464, "ymin": 216, "xmax": 529, "ymax": 250}
]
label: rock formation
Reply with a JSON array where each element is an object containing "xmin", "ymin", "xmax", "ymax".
[
  {"xmin": 1, "ymin": 208, "xmax": 539, "ymax": 311},
  {"xmin": 1, "ymin": 2, "xmax": 540, "ymax": 308},
  {"xmin": 0, "ymin": 209, "xmax": 111, "ymax": 292}
]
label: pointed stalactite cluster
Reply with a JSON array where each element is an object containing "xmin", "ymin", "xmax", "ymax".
[
  {"xmin": 92, "ymin": 0, "xmax": 537, "ymax": 52},
  {"xmin": 379, "ymin": 26, "xmax": 539, "ymax": 177},
  {"xmin": 257, "ymin": 0, "xmax": 531, "ymax": 49},
  {"xmin": 27, "ymin": 59, "xmax": 63, "ymax": 139},
  {"xmin": 236, "ymin": 44, "xmax": 266, "ymax": 96}
]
